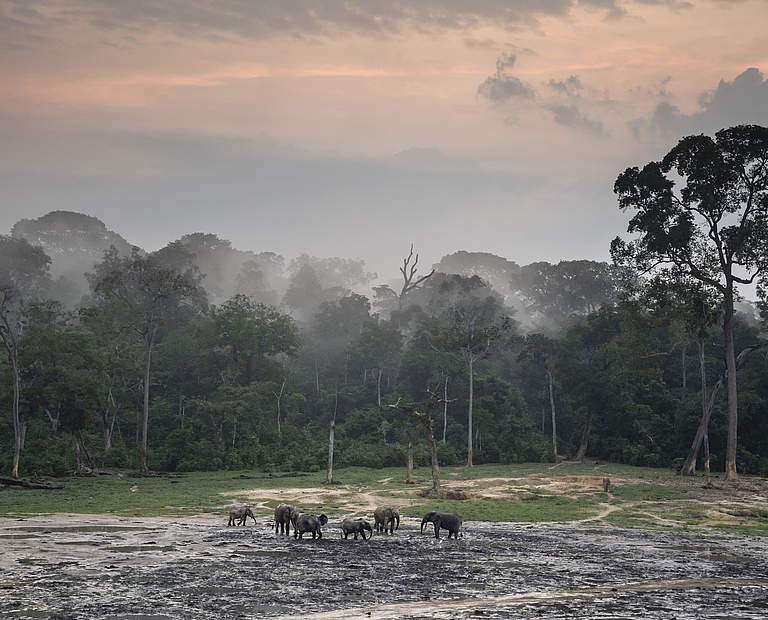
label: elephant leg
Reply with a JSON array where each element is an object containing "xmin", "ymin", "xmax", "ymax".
[
  {"xmin": 318, "ymin": 530, "xmax": 322, "ymax": 539},
  {"xmin": 434, "ymin": 522, "xmax": 440, "ymax": 539},
  {"xmin": 354, "ymin": 533, "xmax": 358, "ymax": 540}
]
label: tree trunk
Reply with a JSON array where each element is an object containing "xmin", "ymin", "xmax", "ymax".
[
  {"xmin": 72, "ymin": 433, "xmax": 83, "ymax": 473},
  {"xmin": 377, "ymin": 368, "xmax": 382, "ymax": 408},
  {"xmin": 547, "ymin": 368, "xmax": 558, "ymax": 462},
  {"xmin": 10, "ymin": 348, "xmax": 21, "ymax": 479},
  {"xmin": 723, "ymin": 297, "xmax": 738, "ymax": 481},
  {"xmin": 326, "ymin": 387, "xmax": 338, "ymax": 484},
  {"xmin": 442, "ymin": 373, "xmax": 448, "ymax": 444},
  {"xmin": 681, "ymin": 343, "xmax": 687, "ymax": 391},
  {"xmin": 140, "ymin": 329, "xmax": 156, "ymax": 475},
  {"xmin": 696, "ymin": 338, "xmax": 712, "ymax": 486},
  {"xmin": 45, "ymin": 406, "xmax": 60, "ymax": 433},
  {"xmin": 680, "ymin": 343, "xmax": 761, "ymax": 476},
  {"xmin": 406, "ymin": 440, "xmax": 414, "ymax": 484},
  {"xmin": 275, "ymin": 378, "xmax": 285, "ymax": 435},
  {"xmin": 314, "ymin": 359, "xmax": 320, "ymax": 395},
  {"xmin": 467, "ymin": 356, "xmax": 474, "ymax": 467},
  {"xmin": 428, "ymin": 422, "xmax": 441, "ymax": 493},
  {"xmin": 575, "ymin": 412, "xmax": 593, "ymax": 462}
]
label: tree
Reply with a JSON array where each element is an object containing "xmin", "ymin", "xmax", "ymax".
[
  {"xmin": 0, "ymin": 236, "xmax": 50, "ymax": 478},
  {"xmin": 213, "ymin": 294, "xmax": 298, "ymax": 386},
  {"xmin": 429, "ymin": 275, "xmax": 511, "ymax": 466},
  {"xmin": 510, "ymin": 260, "xmax": 618, "ymax": 331},
  {"xmin": 354, "ymin": 321, "xmax": 402, "ymax": 407},
  {"xmin": 612, "ymin": 124, "xmax": 768, "ymax": 480},
  {"xmin": 389, "ymin": 387, "xmax": 454, "ymax": 495},
  {"xmin": 88, "ymin": 248, "xmax": 205, "ymax": 473},
  {"xmin": 398, "ymin": 244, "xmax": 435, "ymax": 309},
  {"xmin": 519, "ymin": 334, "xmax": 560, "ymax": 461}
]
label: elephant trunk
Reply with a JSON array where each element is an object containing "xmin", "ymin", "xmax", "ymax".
[{"xmin": 395, "ymin": 514, "xmax": 400, "ymax": 530}]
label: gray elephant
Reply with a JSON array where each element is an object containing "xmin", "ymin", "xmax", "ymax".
[
  {"xmin": 294, "ymin": 513, "xmax": 328, "ymax": 539},
  {"xmin": 228, "ymin": 506, "xmax": 257, "ymax": 526},
  {"xmin": 420, "ymin": 511, "xmax": 462, "ymax": 539},
  {"xmin": 373, "ymin": 506, "xmax": 400, "ymax": 534},
  {"xmin": 274, "ymin": 503, "xmax": 295, "ymax": 535},
  {"xmin": 341, "ymin": 518, "xmax": 373, "ymax": 540}
]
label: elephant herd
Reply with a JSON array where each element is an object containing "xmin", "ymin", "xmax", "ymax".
[{"xmin": 228, "ymin": 504, "xmax": 463, "ymax": 540}]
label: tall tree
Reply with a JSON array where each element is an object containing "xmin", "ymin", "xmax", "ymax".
[
  {"xmin": 88, "ymin": 248, "xmax": 205, "ymax": 473},
  {"xmin": 389, "ymin": 387, "xmax": 454, "ymax": 495},
  {"xmin": 0, "ymin": 236, "xmax": 50, "ymax": 478},
  {"xmin": 612, "ymin": 124, "xmax": 768, "ymax": 480}
]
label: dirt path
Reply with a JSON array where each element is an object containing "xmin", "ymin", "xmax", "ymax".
[{"xmin": 276, "ymin": 577, "xmax": 768, "ymax": 620}]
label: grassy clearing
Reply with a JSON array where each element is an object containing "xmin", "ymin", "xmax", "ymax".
[
  {"xmin": 402, "ymin": 495, "xmax": 599, "ymax": 523},
  {"xmin": 1, "ymin": 463, "xmax": 767, "ymax": 536}
]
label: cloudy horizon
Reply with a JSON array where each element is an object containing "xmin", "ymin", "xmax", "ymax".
[{"xmin": 2, "ymin": 0, "xmax": 768, "ymax": 280}]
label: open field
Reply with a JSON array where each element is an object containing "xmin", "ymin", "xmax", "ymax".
[
  {"xmin": 3, "ymin": 462, "xmax": 768, "ymax": 536},
  {"xmin": 3, "ymin": 463, "xmax": 768, "ymax": 617}
]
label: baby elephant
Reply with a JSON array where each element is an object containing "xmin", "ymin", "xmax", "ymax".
[
  {"xmin": 294, "ymin": 513, "xmax": 329, "ymax": 539},
  {"xmin": 274, "ymin": 503, "xmax": 295, "ymax": 535},
  {"xmin": 373, "ymin": 506, "xmax": 400, "ymax": 534},
  {"xmin": 420, "ymin": 511, "xmax": 462, "ymax": 539},
  {"xmin": 341, "ymin": 518, "xmax": 373, "ymax": 540},
  {"xmin": 228, "ymin": 506, "xmax": 257, "ymax": 526}
]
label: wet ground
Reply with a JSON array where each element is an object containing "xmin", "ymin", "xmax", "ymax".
[{"xmin": 1, "ymin": 516, "xmax": 767, "ymax": 619}]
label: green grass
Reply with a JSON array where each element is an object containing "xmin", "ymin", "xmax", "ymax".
[
  {"xmin": 402, "ymin": 495, "xmax": 600, "ymax": 523},
  {"xmin": 1, "ymin": 463, "xmax": 767, "ymax": 536}
]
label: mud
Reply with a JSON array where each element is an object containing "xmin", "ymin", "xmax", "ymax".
[{"xmin": 1, "ymin": 515, "xmax": 767, "ymax": 618}]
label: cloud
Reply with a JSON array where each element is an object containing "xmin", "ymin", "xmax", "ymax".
[
  {"xmin": 464, "ymin": 37, "xmax": 498, "ymax": 50},
  {"xmin": 547, "ymin": 104, "xmax": 608, "ymax": 137},
  {"xmin": 0, "ymin": 0, "xmax": 577, "ymax": 47},
  {"xmin": 578, "ymin": 0, "xmax": 628, "ymax": 19},
  {"xmin": 548, "ymin": 75, "xmax": 584, "ymax": 96},
  {"xmin": 643, "ymin": 67, "xmax": 768, "ymax": 137},
  {"xmin": 477, "ymin": 53, "xmax": 535, "ymax": 102}
]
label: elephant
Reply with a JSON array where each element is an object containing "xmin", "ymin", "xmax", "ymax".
[
  {"xmin": 228, "ymin": 506, "xmax": 257, "ymax": 526},
  {"xmin": 294, "ymin": 513, "xmax": 328, "ymax": 539},
  {"xmin": 373, "ymin": 507, "xmax": 400, "ymax": 534},
  {"xmin": 341, "ymin": 518, "xmax": 373, "ymax": 540},
  {"xmin": 602, "ymin": 478, "xmax": 611, "ymax": 493},
  {"xmin": 274, "ymin": 503, "xmax": 295, "ymax": 535},
  {"xmin": 420, "ymin": 511, "xmax": 462, "ymax": 539}
]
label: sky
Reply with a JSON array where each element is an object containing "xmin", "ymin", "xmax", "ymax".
[{"xmin": 1, "ymin": 0, "xmax": 768, "ymax": 280}]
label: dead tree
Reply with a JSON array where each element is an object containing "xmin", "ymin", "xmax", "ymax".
[
  {"xmin": 680, "ymin": 343, "xmax": 765, "ymax": 476},
  {"xmin": 398, "ymin": 244, "xmax": 435, "ymax": 309},
  {"xmin": 389, "ymin": 387, "xmax": 455, "ymax": 495},
  {"xmin": 326, "ymin": 385, "xmax": 338, "ymax": 484}
]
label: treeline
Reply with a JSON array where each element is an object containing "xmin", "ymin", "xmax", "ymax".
[{"xmin": 2, "ymin": 124, "xmax": 767, "ymax": 480}]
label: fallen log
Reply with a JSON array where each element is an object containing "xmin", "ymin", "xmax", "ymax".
[{"xmin": 0, "ymin": 477, "xmax": 64, "ymax": 490}]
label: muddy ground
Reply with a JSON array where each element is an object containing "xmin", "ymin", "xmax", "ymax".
[{"xmin": 1, "ymin": 515, "xmax": 768, "ymax": 619}]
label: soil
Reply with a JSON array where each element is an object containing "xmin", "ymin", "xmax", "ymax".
[{"xmin": 1, "ymin": 514, "xmax": 767, "ymax": 618}]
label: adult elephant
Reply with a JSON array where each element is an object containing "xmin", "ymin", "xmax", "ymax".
[
  {"xmin": 274, "ymin": 503, "xmax": 295, "ymax": 535},
  {"xmin": 294, "ymin": 514, "xmax": 328, "ymax": 539},
  {"xmin": 228, "ymin": 506, "xmax": 257, "ymax": 526},
  {"xmin": 420, "ymin": 511, "xmax": 462, "ymax": 539},
  {"xmin": 373, "ymin": 507, "xmax": 400, "ymax": 534},
  {"xmin": 341, "ymin": 518, "xmax": 373, "ymax": 540}
]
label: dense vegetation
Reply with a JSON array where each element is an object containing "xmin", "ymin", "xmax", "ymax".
[{"xmin": 2, "ymin": 125, "xmax": 767, "ymax": 480}]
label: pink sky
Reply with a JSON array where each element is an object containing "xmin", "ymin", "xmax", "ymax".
[{"xmin": 1, "ymin": 0, "xmax": 767, "ymax": 276}]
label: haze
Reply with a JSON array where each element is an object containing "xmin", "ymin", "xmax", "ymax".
[{"xmin": 2, "ymin": 0, "xmax": 768, "ymax": 279}]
